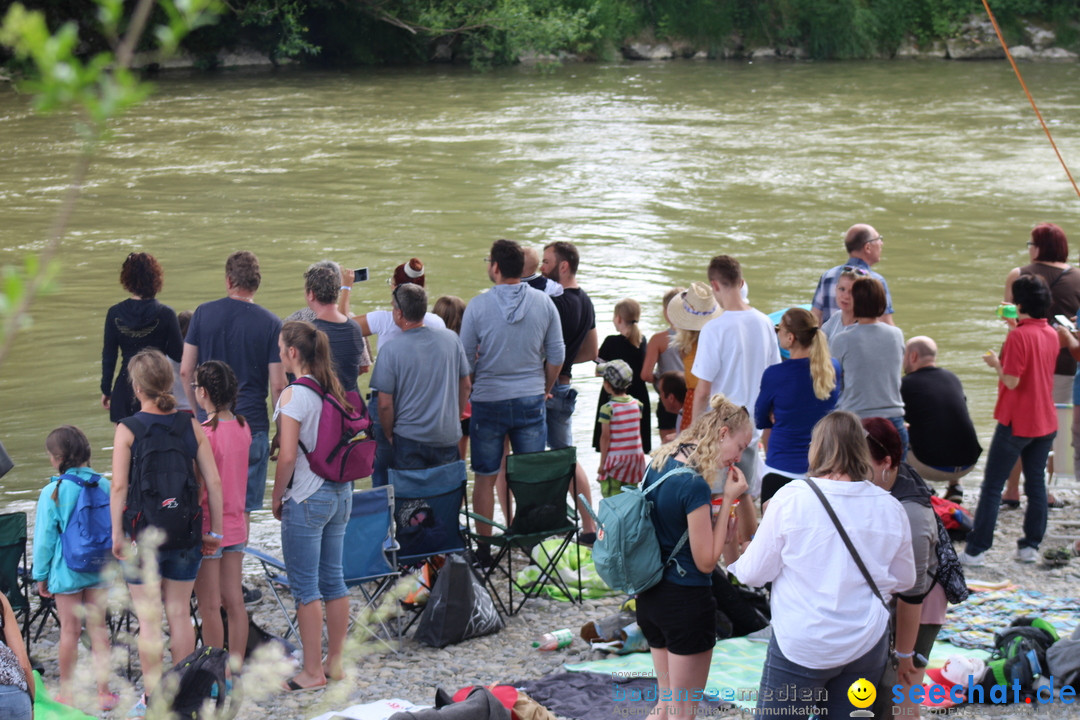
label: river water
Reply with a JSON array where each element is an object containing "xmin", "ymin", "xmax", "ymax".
[{"xmin": 2, "ymin": 59, "xmax": 1079, "ymax": 517}]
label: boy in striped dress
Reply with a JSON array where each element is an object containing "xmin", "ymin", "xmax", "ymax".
[{"xmin": 596, "ymin": 360, "xmax": 647, "ymax": 497}]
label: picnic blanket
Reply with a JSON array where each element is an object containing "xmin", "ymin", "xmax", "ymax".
[
  {"xmin": 935, "ymin": 588, "xmax": 1080, "ymax": 650},
  {"xmin": 564, "ymin": 636, "xmax": 986, "ymax": 711},
  {"xmin": 32, "ymin": 672, "xmax": 94, "ymax": 720}
]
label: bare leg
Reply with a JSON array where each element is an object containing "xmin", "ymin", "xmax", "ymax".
[
  {"xmin": 323, "ymin": 596, "xmax": 349, "ymax": 681},
  {"xmin": 291, "ymin": 599, "xmax": 327, "ymax": 688},
  {"xmin": 127, "ymin": 582, "xmax": 165, "ymax": 696},
  {"xmin": 54, "ymin": 593, "xmax": 84, "ymax": 702},
  {"xmin": 649, "ymin": 647, "xmax": 672, "ymax": 716},
  {"xmin": 495, "ymin": 440, "xmax": 512, "ymax": 525},
  {"xmin": 220, "ymin": 551, "xmax": 248, "ymax": 668},
  {"xmin": 194, "ymin": 557, "xmax": 224, "ymax": 649},
  {"xmin": 162, "ymin": 578, "xmax": 198, "ymax": 662},
  {"xmin": 666, "ymin": 648, "xmax": 712, "ymax": 717},
  {"xmin": 84, "ymin": 588, "xmax": 112, "ymax": 698},
  {"xmin": 472, "ymin": 473, "xmax": 497, "ymax": 537},
  {"xmin": 574, "ymin": 464, "xmax": 596, "ymax": 534}
]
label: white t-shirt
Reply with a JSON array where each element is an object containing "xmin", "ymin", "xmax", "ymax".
[
  {"xmin": 691, "ymin": 308, "xmax": 780, "ymax": 431},
  {"xmin": 273, "ymin": 376, "xmax": 324, "ymax": 504},
  {"xmin": 729, "ymin": 477, "xmax": 915, "ymax": 669},
  {"xmin": 366, "ymin": 310, "xmax": 445, "ymax": 349}
]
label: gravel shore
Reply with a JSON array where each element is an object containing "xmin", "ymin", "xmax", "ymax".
[{"xmin": 25, "ymin": 476, "xmax": 1080, "ymax": 720}]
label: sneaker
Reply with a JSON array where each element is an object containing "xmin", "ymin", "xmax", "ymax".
[
  {"xmin": 243, "ymin": 585, "xmax": 262, "ymax": 605},
  {"xmin": 1016, "ymin": 546, "xmax": 1038, "ymax": 564},
  {"xmin": 127, "ymin": 694, "xmax": 147, "ymax": 720},
  {"xmin": 958, "ymin": 551, "xmax": 985, "ymax": 567}
]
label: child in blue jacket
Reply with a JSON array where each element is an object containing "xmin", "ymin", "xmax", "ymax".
[{"xmin": 32, "ymin": 426, "xmax": 115, "ymax": 711}]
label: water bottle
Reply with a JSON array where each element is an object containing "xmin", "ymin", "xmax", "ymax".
[{"xmin": 532, "ymin": 628, "xmax": 573, "ymax": 650}]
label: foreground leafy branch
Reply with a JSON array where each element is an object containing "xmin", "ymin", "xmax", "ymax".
[{"xmin": 0, "ymin": 0, "xmax": 219, "ymax": 369}]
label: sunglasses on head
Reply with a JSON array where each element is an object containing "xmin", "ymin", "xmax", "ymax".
[{"xmin": 842, "ymin": 265, "xmax": 871, "ymax": 276}]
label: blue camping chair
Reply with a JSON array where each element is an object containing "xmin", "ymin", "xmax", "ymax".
[
  {"xmin": 244, "ymin": 485, "xmax": 399, "ymax": 649},
  {"xmin": 389, "ymin": 460, "xmax": 468, "ymax": 633}
]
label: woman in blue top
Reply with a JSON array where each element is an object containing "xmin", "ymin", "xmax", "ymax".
[
  {"xmin": 637, "ymin": 393, "xmax": 750, "ymax": 718},
  {"xmin": 756, "ymin": 308, "xmax": 841, "ymax": 505},
  {"xmin": 32, "ymin": 426, "xmax": 115, "ymax": 710}
]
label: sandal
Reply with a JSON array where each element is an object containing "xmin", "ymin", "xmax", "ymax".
[
  {"xmin": 1001, "ymin": 498, "xmax": 1021, "ymax": 510},
  {"xmin": 283, "ymin": 678, "xmax": 326, "ymax": 693},
  {"xmin": 1048, "ymin": 497, "xmax": 1070, "ymax": 509}
]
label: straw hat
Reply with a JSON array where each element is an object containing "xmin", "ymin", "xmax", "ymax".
[{"xmin": 667, "ymin": 281, "xmax": 723, "ymax": 331}]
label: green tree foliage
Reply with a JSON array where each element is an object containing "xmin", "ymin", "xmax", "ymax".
[{"xmin": 2, "ymin": 0, "xmax": 1079, "ymax": 68}]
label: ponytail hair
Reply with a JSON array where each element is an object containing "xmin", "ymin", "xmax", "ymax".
[
  {"xmin": 781, "ymin": 307, "xmax": 836, "ymax": 400},
  {"xmin": 195, "ymin": 360, "xmax": 246, "ymax": 431},
  {"xmin": 46, "ymin": 426, "xmax": 92, "ymax": 501},
  {"xmin": 280, "ymin": 321, "xmax": 352, "ymax": 412},
  {"xmin": 128, "ymin": 348, "xmax": 176, "ymax": 412},
  {"xmin": 614, "ymin": 298, "xmax": 642, "ymax": 348},
  {"xmin": 651, "ymin": 393, "xmax": 751, "ymax": 479}
]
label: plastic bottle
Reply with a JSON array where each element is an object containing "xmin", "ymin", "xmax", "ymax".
[{"xmin": 532, "ymin": 628, "xmax": 573, "ymax": 650}]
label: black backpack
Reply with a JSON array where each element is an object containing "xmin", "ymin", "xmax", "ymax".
[
  {"xmin": 158, "ymin": 646, "xmax": 230, "ymax": 719},
  {"xmin": 121, "ymin": 413, "xmax": 201, "ymax": 551}
]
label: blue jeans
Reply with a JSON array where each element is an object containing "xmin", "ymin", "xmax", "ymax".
[
  {"xmin": 887, "ymin": 416, "xmax": 909, "ymax": 462},
  {"xmin": 245, "ymin": 430, "xmax": 270, "ymax": 511},
  {"xmin": 469, "ymin": 394, "xmax": 547, "ymax": 475},
  {"xmin": 755, "ymin": 630, "xmax": 889, "ymax": 719},
  {"xmin": 0, "ymin": 684, "xmax": 31, "ymax": 720},
  {"xmin": 545, "ymin": 383, "xmax": 578, "ymax": 450},
  {"xmin": 392, "ymin": 433, "xmax": 459, "ymax": 470},
  {"xmin": 966, "ymin": 423, "xmax": 1054, "ymax": 556},
  {"xmin": 281, "ymin": 481, "xmax": 352, "ymax": 606},
  {"xmin": 370, "ymin": 393, "xmax": 391, "ymax": 488}
]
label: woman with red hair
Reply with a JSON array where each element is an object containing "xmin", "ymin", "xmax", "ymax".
[{"xmin": 1002, "ymin": 223, "xmax": 1078, "ymax": 508}]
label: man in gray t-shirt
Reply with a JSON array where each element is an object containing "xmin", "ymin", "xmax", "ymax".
[{"xmin": 371, "ymin": 284, "xmax": 471, "ymax": 470}]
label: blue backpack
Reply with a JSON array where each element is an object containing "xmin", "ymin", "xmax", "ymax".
[
  {"xmin": 581, "ymin": 466, "xmax": 694, "ymax": 595},
  {"xmin": 58, "ymin": 472, "xmax": 112, "ymax": 574}
]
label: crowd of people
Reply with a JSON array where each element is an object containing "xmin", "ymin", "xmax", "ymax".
[{"xmin": 12, "ymin": 219, "xmax": 1076, "ymax": 718}]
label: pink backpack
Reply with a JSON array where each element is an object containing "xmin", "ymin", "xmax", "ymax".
[{"xmin": 292, "ymin": 377, "xmax": 375, "ymax": 482}]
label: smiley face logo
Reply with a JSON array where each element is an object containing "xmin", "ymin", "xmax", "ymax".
[{"xmin": 847, "ymin": 678, "xmax": 876, "ymax": 709}]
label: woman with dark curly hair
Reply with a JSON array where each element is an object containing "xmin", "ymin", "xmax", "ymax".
[{"xmin": 100, "ymin": 252, "xmax": 184, "ymax": 423}]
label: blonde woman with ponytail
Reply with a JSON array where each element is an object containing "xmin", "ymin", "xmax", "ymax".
[
  {"xmin": 636, "ymin": 394, "xmax": 750, "ymax": 719},
  {"xmin": 755, "ymin": 308, "xmax": 841, "ymax": 505},
  {"xmin": 272, "ymin": 321, "xmax": 353, "ymax": 691},
  {"xmin": 109, "ymin": 349, "xmax": 223, "ymax": 710},
  {"xmin": 592, "ymin": 298, "xmax": 652, "ymax": 454}
]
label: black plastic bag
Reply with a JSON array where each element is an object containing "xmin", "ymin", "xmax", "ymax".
[{"xmin": 414, "ymin": 553, "xmax": 503, "ymax": 647}]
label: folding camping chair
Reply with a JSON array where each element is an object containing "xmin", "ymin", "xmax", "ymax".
[
  {"xmin": 388, "ymin": 460, "xmax": 468, "ymax": 632},
  {"xmin": 0, "ymin": 513, "xmax": 32, "ymax": 646},
  {"xmin": 465, "ymin": 447, "xmax": 581, "ymax": 616},
  {"xmin": 342, "ymin": 485, "xmax": 400, "ymax": 653},
  {"xmin": 244, "ymin": 485, "xmax": 398, "ymax": 644}
]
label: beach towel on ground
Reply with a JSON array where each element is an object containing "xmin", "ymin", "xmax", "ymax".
[
  {"xmin": 515, "ymin": 671, "xmax": 723, "ymax": 720},
  {"xmin": 32, "ymin": 672, "xmax": 94, "ymax": 720},
  {"xmin": 935, "ymin": 588, "xmax": 1080, "ymax": 651},
  {"xmin": 563, "ymin": 636, "xmax": 987, "ymax": 710}
]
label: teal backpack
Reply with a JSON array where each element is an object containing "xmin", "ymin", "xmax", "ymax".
[{"xmin": 581, "ymin": 466, "xmax": 694, "ymax": 595}]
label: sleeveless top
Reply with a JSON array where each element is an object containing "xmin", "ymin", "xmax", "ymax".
[
  {"xmin": 1019, "ymin": 263, "xmax": 1080, "ymax": 376},
  {"xmin": 0, "ymin": 611, "xmax": 27, "ymax": 692},
  {"xmin": 656, "ymin": 328, "xmax": 685, "ymax": 377},
  {"xmin": 601, "ymin": 397, "xmax": 646, "ymax": 485}
]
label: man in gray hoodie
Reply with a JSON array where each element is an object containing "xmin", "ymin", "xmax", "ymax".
[{"xmin": 460, "ymin": 239, "xmax": 565, "ymax": 558}]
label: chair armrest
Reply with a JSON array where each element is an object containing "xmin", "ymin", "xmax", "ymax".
[
  {"xmin": 462, "ymin": 510, "xmax": 508, "ymax": 533},
  {"xmin": 243, "ymin": 545, "xmax": 286, "ymax": 572}
]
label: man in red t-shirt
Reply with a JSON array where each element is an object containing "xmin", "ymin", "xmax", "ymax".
[{"xmin": 962, "ymin": 275, "xmax": 1058, "ymax": 566}]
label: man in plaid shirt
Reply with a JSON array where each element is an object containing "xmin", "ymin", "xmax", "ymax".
[{"xmin": 811, "ymin": 223, "xmax": 895, "ymax": 325}]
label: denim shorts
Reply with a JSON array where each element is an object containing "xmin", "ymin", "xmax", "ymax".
[
  {"xmin": 545, "ymin": 383, "xmax": 578, "ymax": 450},
  {"xmin": 124, "ymin": 543, "xmax": 203, "ymax": 584},
  {"xmin": 469, "ymin": 394, "xmax": 547, "ymax": 475},
  {"xmin": 204, "ymin": 541, "xmax": 246, "ymax": 560},
  {"xmin": 245, "ymin": 431, "xmax": 270, "ymax": 512},
  {"xmin": 0, "ymin": 683, "xmax": 31, "ymax": 720},
  {"xmin": 280, "ymin": 481, "xmax": 352, "ymax": 607}
]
